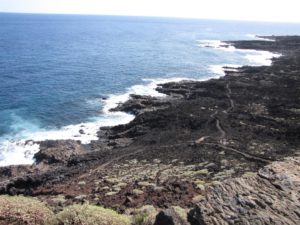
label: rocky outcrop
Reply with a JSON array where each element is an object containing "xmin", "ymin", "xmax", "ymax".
[
  {"xmin": 154, "ymin": 207, "xmax": 190, "ymax": 225},
  {"xmin": 188, "ymin": 157, "xmax": 300, "ymax": 225},
  {"xmin": 110, "ymin": 94, "xmax": 172, "ymax": 115},
  {"xmin": 34, "ymin": 140, "xmax": 86, "ymax": 164}
]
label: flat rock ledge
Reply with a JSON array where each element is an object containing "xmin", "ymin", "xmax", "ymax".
[{"xmin": 187, "ymin": 156, "xmax": 300, "ymax": 225}]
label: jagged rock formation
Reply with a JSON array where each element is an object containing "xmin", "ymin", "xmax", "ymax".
[{"xmin": 187, "ymin": 157, "xmax": 300, "ymax": 225}]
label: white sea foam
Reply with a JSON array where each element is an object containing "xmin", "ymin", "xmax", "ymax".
[
  {"xmin": 244, "ymin": 50, "xmax": 281, "ymax": 66},
  {"xmin": 0, "ymin": 112, "xmax": 134, "ymax": 167},
  {"xmin": 0, "ymin": 77, "xmax": 192, "ymax": 167},
  {"xmin": 208, "ymin": 50, "xmax": 281, "ymax": 77},
  {"xmin": 196, "ymin": 40, "xmax": 236, "ymax": 51},
  {"xmin": 0, "ymin": 140, "xmax": 40, "ymax": 166},
  {"xmin": 102, "ymin": 77, "xmax": 189, "ymax": 113},
  {"xmin": 209, "ymin": 64, "xmax": 242, "ymax": 76},
  {"xmin": 198, "ymin": 38, "xmax": 281, "ymax": 69},
  {"xmin": 245, "ymin": 34, "xmax": 275, "ymax": 42}
]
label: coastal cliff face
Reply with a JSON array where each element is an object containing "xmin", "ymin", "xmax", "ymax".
[{"xmin": 0, "ymin": 36, "xmax": 300, "ymax": 224}]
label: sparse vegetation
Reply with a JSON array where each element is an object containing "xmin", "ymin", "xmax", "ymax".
[
  {"xmin": 172, "ymin": 206, "xmax": 188, "ymax": 221},
  {"xmin": 0, "ymin": 195, "xmax": 133, "ymax": 225},
  {"xmin": 0, "ymin": 195, "xmax": 54, "ymax": 225},
  {"xmin": 130, "ymin": 205, "xmax": 157, "ymax": 225},
  {"xmin": 132, "ymin": 212, "xmax": 149, "ymax": 225},
  {"xmin": 50, "ymin": 204, "xmax": 131, "ymax": 225},
  {"xmin": 0, "ymin": 195, "xmax": 190, "ymax": 225}
]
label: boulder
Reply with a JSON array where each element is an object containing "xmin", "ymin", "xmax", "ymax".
[{"xmin": 34, "ymin": 140, "xmax": 85, "ymax": 164}]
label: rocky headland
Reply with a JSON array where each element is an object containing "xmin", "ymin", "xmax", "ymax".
[{"xmin": 0, "ymin": 36, "xmax": 300, "ymax": 224}]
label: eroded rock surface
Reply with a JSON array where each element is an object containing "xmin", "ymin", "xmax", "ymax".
[
  {"xmin": 188, "ymin": 157, "xmax": 300, "ymax": 225},
  {"xmin": 35, "ymin": 140, "xmax": 86, "ymax": 164}
]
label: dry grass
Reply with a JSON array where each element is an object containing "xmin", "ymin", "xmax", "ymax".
[
  {"xmin": 50, "ymin": 204, "xmax": 131, "ymax": 225},
  {"xmin": 131, "ymin": 205, "xmax": 157, "ymax": 225},
  {"xmin": 0, "ymin": 195, "xmax": 167, "ymax": 225},
  {"xmin": 0, "ymin": 195, "xmax": 54, "ymax": 225}
]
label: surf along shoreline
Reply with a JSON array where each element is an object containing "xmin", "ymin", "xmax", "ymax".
[
  {"xmin": 0, "ymin": 36, "xmax": 281, "ymax": 167},
  {"xmin": 0, "ymin": 36, "xmax": 299, "ymax": 223}
]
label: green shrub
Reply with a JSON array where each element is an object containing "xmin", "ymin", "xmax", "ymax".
[
  {"xmin": 0, "ymin": 195, "xmax": 54, "ymax": 225},
  {"xmin": 172, "ymin": 206, "xmax": 188, "ymax": 221},
  {"xmin": 132, "ymin": 212, "xmax": 148, "ymax": 225},
  {"xmin": 50, "ymin": 204, "xmax": 131, "ymax": 225},
  {"xmin": 131, "ymin": 205, "xmax": 157, "ymax": 225}
]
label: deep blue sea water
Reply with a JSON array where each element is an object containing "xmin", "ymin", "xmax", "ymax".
[{"xmin": 1, "ymin": 13, "xmax": 300, "ymax": 165}]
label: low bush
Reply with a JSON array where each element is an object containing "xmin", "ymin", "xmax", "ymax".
[
  {"xmin": 131, "ymin": 205, "xmax": 157, "ymax": 225},
  {"xmin": 50, "ymin": 204, "xmax": 131, "ymax": 225},
  {"xmin": 0, "ymin": 195, "xmax": 54, "ymax": 225}
]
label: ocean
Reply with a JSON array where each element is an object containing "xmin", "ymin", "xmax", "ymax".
[{"xmin": 1, "ymin": 13, "xmax": 300, "ymax": 166}]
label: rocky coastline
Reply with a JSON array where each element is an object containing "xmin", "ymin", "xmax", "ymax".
[{"xmin": 1, "ymin": 36, "xmax": 300, "ymax": 224}]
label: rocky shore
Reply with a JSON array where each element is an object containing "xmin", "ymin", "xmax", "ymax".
[{"xmin": 0, "ymin": 36, "xmax": 300, "ymax": 224}]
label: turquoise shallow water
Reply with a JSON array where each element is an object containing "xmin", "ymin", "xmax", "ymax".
[{"xmin": 1, "ymin": 13, "xmax": 300, "ymax": 165}]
